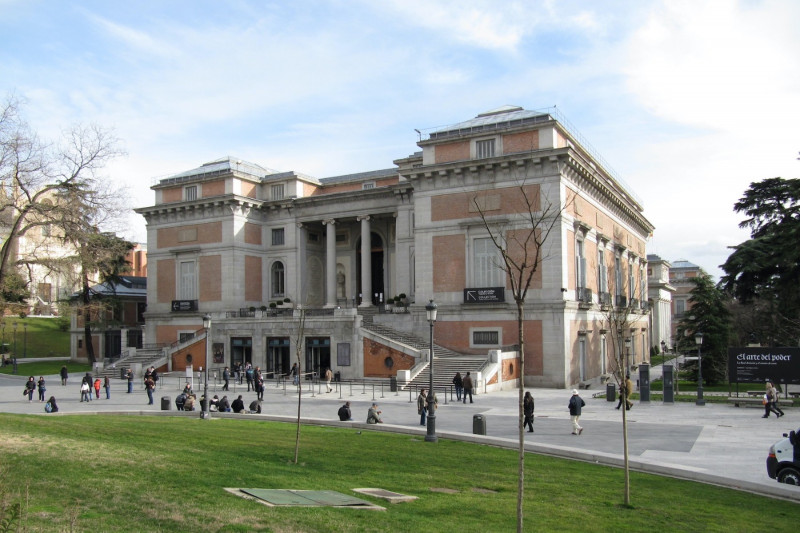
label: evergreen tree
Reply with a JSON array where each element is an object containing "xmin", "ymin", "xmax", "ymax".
[
  {"xmin": 720, "ymin": 177, "xmax": 800, "ymax": 345},
  {"xmin": 676, "ymin": 273, "xmax": 731, "ymax": 384}
]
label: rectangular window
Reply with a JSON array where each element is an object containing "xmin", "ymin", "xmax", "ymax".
[
  {"xmin": 575, "ymin": 239, "xmax": 586, "ymax": 290},
  {"xmin": 675, "ymin": 299, "xmax": 686, "ymax": 316},
  {"xmin": 185, "ymin": 185, "xmax": 197, "ymax": 201},
  {"xmin": 598, "ymin": 249, "xmax": 608, "ymax": 294},
  {"xmin": 614, "ymin": 255, "xmax": 622, "ymax": 296},
  {"xmin": 178, "ymin": 261, "xmax": 196, "ymax": 300},
  {"xmin": 601, "ymin": 336, "xmax": 607, "ymax": 374},
  {"xmin": 271, "ymin": 184, "xmax": 284, "ymax": 200},
  {"xmin": 629, "ymin": 260, "xmax": 635, "ymax": 299},
  {"xmin": 476, "ymin": 139, "xmax": 495, "ymax": 159},
  {"xmin": 473, "ymin": 330, "xmax": 499, "ymax": 345},
  {"xmin": 362, "ymin": 182, "xmax": 375, "ymax": 190},
  {"xmin": 179, "ymin": 332, "xmax": 194, "ymax": 343},
  {"xmin": 272, "ymin": 228, "xmax": 285, "ymax": 246},
  {"xmin": 473, "ymin": 238, "xmax": 501, "ymax": 287}
]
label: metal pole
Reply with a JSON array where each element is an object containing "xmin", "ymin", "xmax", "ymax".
[
  {"xmin": 202, "ymin": 315, "xmax": 211, "ymax": 419},
  {"xmin": 696, "ymin": 341, "xmax": 705, "ymax": 406},
  {"xmin": 23, "ymin": 324, "xmax": 27, "ymax": 358},
  {"xmin": 425, "ymin": 299, "xmax": 438, "ymax": 443}
]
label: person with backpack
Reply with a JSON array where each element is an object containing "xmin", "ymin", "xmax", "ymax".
[
  {"xmin": 44, "ymin": 396, "xmax": 58, "ymax": 413},
  {"xmin": 37, "ymin": 376, "xmax": 47, "ymax": 402},
  {"xmin": 245, "ymin": 364, "xmax": 255, "ymax": 391}
]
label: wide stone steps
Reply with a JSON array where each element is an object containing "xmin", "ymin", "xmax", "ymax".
[
  {"xmin": 95, "ymin": 349, "xmax": 166, "ymax": 379},
  {"xmin": 357, "ymin": 307, "xmax": 487, "ymax": 392}
]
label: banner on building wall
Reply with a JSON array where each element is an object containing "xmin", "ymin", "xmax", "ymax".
[
  {"xmin": 464, "ymin": 287, "xmax": 505, "ymax": 303},
  {"xmin": 728, "ymin": 347, "xmax": 800, "ymax": 384}
]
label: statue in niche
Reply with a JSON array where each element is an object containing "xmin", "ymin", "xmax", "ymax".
[{"xmin": 336, "ymin": 265, "xmax": 346, "ymax": 299}]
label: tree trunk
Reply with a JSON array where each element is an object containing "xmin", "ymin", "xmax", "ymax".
[
  {"xmin": 81, "ymin": 270, "xmax": 96, "ymax": 365},
  {"xmin": 516, "ymin": 297, "xmax": 526, "ymax": 533}
]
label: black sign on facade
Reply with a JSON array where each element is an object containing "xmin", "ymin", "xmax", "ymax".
[
  {"xmin": 463, "ymin": 287, "xmax": 505, "ymax": 303},
  {"xmin": 728, "ymin": 347, "xmax": 800, "ymax": 385},
  {"xmin": 171, "ymin": 300, "xmax": 198, "ymax": 312}
]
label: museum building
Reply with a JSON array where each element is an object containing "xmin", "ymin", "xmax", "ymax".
[{"xmin": 135, "ymin": 105, "xmax": 654, "ymax": 389}]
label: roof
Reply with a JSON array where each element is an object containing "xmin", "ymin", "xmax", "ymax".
[
  {"xmin": 155, "ymin": 156, "xmax": 279, "ymax": 186},
  {"xmin": 320, "ymin": 168, "xmax": 397, "ymax": 185},
  {"xmin": 70, "ymin": 276, "xmax": 147, "ymax": 300},
  {"xmin": 427, "ymin": 106, "xmax": 552, "ymax": 140},
  {"xmin": 670, "ymin": 260, "xmax": 701, "ymax": 270}
]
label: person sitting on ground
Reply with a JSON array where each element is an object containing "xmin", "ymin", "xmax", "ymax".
[
  {"xmin": 183, "ymin": 394, "xmax": 196, "ymax": 411},
  {"xmin": 249, "ymin": 399, "xmax": 262, "ymax": 414},
  {"xmin": 210, "ymin": 395, "xmax": 220, "ymax": 412},
  {"xmin": 366, "ymin": 403, "xmax": 383, "ymax": 424},
  {"xmin": 231, "ymin": 395, "xmax": 245, "ymax": 413},
  {"xmin": 219, "ymin": 395, "xmax": 231, "ymax": 412},
  {"xmin": 44, "ymin": 396, "xmax": 58, "ymax": 413},
  {"xmin": 338, "ymin": 401, "xmax": 353, "ymax": 421}
]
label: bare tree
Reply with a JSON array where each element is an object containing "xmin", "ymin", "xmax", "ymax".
[
  {"xmin": 600, "ymin": 294, "xmax": 646, "ymax": 507},
  {"xmin": 473, "ymin": 183, "xmax": 573, "ymax": 533},
  {"xmin": 292, "ymin": 305, "xmax": 307, "ymax": 464},
  {"xmin": 0, "ymin": 95, "xmax": 124, "ymax": 309}
]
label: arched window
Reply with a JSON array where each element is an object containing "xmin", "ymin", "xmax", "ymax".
[{"xmin": 271, "ymin": 261, "xmax": 285, "ymax": 297}]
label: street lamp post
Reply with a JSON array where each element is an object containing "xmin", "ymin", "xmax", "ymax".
[
  {"xmin": 13, "ymin": 322, "xmax": 17, "ymax": 358},
  {"xmin": 660, "ymin": 340, "xmax": 666, "ymax": 397},
  {"xmin": 624, "ymin": 337, "xmax": 631, "ymax": 379},
  {"xmin": 695, "ymin": 332, "xmax": 704, "ymax": 406},
  {"xmin": 425, "ymin": 299, "xmax": 438, "ymax": 443},
  {"xmin": 202, "ymin": 314, "xmax": 212, "ymax": 419}
]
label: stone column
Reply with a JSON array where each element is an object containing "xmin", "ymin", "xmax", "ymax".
[
  {"xmin": 358, "ymin": 215, "xmax": 372, "ymax": 307},
  {"xmin": 324, "ymin": 219, "xmax": 336, "ymax": 308}
]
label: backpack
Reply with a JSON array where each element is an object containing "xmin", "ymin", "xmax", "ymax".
[{"xmin": 45, "ymin": 402, "xmax": 53, "ymax": 413}]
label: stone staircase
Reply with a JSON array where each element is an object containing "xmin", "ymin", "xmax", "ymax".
[
  {"xmin": 96, "ymin": 348, "xmax": 166, "ymax": 379},
  {"xmin": 358, "ymin": 307, "xmax": 487, "ymax": 392}
]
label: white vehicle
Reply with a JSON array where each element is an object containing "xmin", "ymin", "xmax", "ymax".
[{"xmin": 767, "ymin": 426, "xmax": 800, "ymax": 485}]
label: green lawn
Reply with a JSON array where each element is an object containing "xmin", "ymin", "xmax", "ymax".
[
  {"xmin": 0, "ymin": 316, "xmax": 70, "ymax": 358},
  {"xmin": 1, "ymin": 415, "xmax": 797, "ymax": 532},
  {"xmin": 0, "ymin": 360, "xmax": 91, "ymax": 376}
]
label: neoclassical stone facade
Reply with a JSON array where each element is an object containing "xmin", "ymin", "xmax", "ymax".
[{"xmin": 136, "ymin": 106, "xmax": 654, "ymax": 388}]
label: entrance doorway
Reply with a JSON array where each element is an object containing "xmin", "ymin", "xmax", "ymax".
[
  {"xmin": 305, "ymin": 337, "xmax": 331, "ymax": 379},
  {"xmin": 267, "ymin": 337, "xmax": 291, "ymax": 378},
  {"xmin": 231, "ymin": 337, "xmax": 252, "ymax": 368},
  {"xmin": 356, "ymin": 232, "xmax": 384, "ymax": 305}
]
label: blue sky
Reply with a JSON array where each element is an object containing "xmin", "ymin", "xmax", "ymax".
[{"xmin": 2, "ymin": 0, "xmax": 799, "ymax": 280}]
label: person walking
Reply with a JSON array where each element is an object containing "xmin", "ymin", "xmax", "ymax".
[
  {"xmin": 616, "ymin": 374, "xmax": 633, "ymax": 410},
  {"xmin": 768, "ymin": 382, "xmax": 785, "ymax": 418},
  {"xmin": 254, "ymin": 368, "xmax": 264, "ymax": 400},
  {"xmin": 417, "ymin": 389, "xmax": 428, "ymax": 426},
  {"xmin": 37, "ymin": 376, "xmax": 47, "ymax": 402},
  {"xmin": 222, "ymin": 366, "xmax": 230, "ymax": 391},
  {"xmin": 93, "ymin": 378, "xmax": 101, "ymax": 399},
  {"xmin": 452, "ymin": 372, "xmax": 463, "ymax": 402},
  {"xmin": 25, "ymin": 376, "xmax": 36, "ymax": 402},
  {"xmin": 290, "ymin": 363, "xmax": 299, "ymax": 386},
  {"xmin": 568, "ymin": 389, "xmax": 586, "ymax": 435},
  {"xmin": 324, "ymin": 367, "xmax": 333, "ymax": 393},
  {"xmin": 763, "ymin": 381, "xmax": 783, "ymax": 418},
  {"xmin": 523, "ymin": 391, "xmax": 535, "ymax": 433},
  {"xmin": 462, "ymin": 372, "xmax": 474, "ymax": 404},
  {"xmin": 103, "ymin": 376, "xmax": 111, "ymax": 399},
  {"xmin": 60, "ymin": 365, "xmax": 68, "ymax": 386}
]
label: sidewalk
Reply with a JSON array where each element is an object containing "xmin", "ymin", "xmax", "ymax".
[{"xmin": 2, "ymin": 371, "xmax": 799, "ymax": 501}]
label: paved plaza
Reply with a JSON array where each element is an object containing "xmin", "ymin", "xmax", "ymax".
[{"xmin": 2, "ymin": 367, "xmax": 799, "ymax": 502}]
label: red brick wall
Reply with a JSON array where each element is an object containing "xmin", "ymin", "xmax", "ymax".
[
  {"xmin": 431, "ymin": 184, "xmax": 540, "ymax": 222},
  {"xmin": 244, "ymin": 222, "xmax": 262, "ymax": 245},
  {"xmin": 157, "ymin": 259, "xmax": 175, "ymax": 303},
  {"xmin": 199, "ymin": 255, "xmax": 221, "ymax": 302},
  {"xmin": 363, "ymin": 338, "xmax": 416, "ymax": 377},
  {"xmin": 435, "ymin": 140, "xmax": 470, "ymax": 163},
  {"xmin": 202, "ymin": 180, "xmax": 225, "ymax": 198},
  {"xmin": 170, "ymin": 338, "xmax": 206, "ymax": 372},
  {"xmin": 432, "ymin": 234, "xmax": 465, "ymax": 291},
  {"xmin": 157, "ymin": 222, "xmax": 223, "ymax": 248},
  {"xmin": 502, "ymin": 131, "xmax": 539, "ymax": 154},
  {"xmin": 245, "ymin": 255, "xmax": 262, "ymax": 302}
]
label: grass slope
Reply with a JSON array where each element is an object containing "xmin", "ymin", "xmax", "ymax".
[{"xmin": 1, "ymin": 414, "xmax": 797, "ymax": 532}]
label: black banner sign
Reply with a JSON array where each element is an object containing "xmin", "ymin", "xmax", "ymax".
[
  {"xmin": 171, "ymin": 300, "xmax": 198, "ymax": 312},
  {"xmin": 463, "ymin": 287, "xmax": 505, "ymax": 303},
  {"xmin": 728, "ymin": 347, "xmax": 800, "ymax": 384}
]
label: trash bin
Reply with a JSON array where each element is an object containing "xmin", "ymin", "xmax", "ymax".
[
  {"xmin": 161, "ymin": 396, "xmax": 171, "ymax": 410},
  {"xmin": 473, "ymin": 414, "xmax": 486, "ymax": 435},
  {"xmin": 390, "ymin": 377, "xmax": 397, "ymax": 392},
  {"xmin": 334, "ymin": 371, "xmax": 341, "ymax": 382},
  {"xmin": 606, "ymin": 382, "xmax": 616, "ymax": 402}
]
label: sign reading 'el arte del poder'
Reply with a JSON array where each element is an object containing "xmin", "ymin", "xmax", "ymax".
[{"xmin": 728, "ymin": 347, "xmax": 800, "ymax": 384}]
